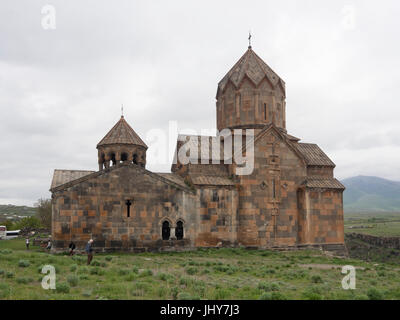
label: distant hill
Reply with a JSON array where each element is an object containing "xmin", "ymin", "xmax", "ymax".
[
  {"xmin": 0, "ymin": 204, "xmax": 37, "ymax": 222},
  {"xmin": 341, "ymin": 176, "xmax": 400, "ymax": 213}
]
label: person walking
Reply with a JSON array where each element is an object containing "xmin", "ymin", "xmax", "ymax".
[
  {"xmin": 85, "ymin": 239, "xmax": 94, "ymax": 265},
  {"xmin": 25, "ymin": 238, "xmax": 30, "ymax": 250},
  {"xmin": 46, "ymin": 240, "xmax": 52, "ymax": 251},
  {"xmin": 68, "ymin": 241, "xmax": 76, "ymax": 256}
]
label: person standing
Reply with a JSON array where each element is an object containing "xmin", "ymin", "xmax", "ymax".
[
  {"xmin": 25, "ymin": 238, "xmax": 30, "ymax": 250},
  {"xmin": 85, "ymin": 239, "xmax": 94, "ymax": 265},
  {"xmin": 68, "ymin": 241, "xmax": 76, "ymax": 256}
]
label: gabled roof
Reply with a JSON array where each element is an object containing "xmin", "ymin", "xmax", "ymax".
[
  {"xmin": 295, "ymin": 143, "xmax": 335, "ymax": 167},
  {"xmin": 97, "ymin": 116, "xmax": 147, "ymax": 148},
  {"xmin": 50, "ymin": 163, "xmax": 194, "ymax": 194},
  {"xmin": 191, "ymin": 176, "xmax": 235, "ymax": 187},
  {"xmin": 217, "ymin": 47, "xmax": 285, "ymax": 97},
  {"xmin": 302, "ymin": 178, "xmax": 345, "ymax": 190},
  {"xmin": 51, "ymin": 169, "xmax": 95, "ymax": 190}
]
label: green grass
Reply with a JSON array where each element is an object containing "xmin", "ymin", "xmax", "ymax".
[
  {"xmin": 0, "ymin": 239, "xmax": 399, "ymax": 300},
  {"xmin": 344, "ymin": 212, "xmax": 400, "ymax": 237}
]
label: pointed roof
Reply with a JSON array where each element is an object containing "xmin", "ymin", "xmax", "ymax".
[
  {"xmin": 97, "ymin": 116, "xmax": 147, "ymax": 148},
  {"xmin": 217, "ymin": 47, "xmax": 285, "ymax": 97}
]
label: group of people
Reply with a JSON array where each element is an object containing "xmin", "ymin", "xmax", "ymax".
[
  {"xmin": 25, "ymin": 238, "xmax": 51, "ymax": 251},
  {"xmin": 25, "ymin": 237, "xmax": 94, "ymax": 265}
]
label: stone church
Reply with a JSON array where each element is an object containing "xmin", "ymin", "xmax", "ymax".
[{"xmin": 50, "ymin": 45, "xmax": 345, "ymax": 253}]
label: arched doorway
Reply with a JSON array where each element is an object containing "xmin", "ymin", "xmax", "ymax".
[
  {"xmin": 175, "ymin": 221, "xmax": 184, "ymax": 240},
  {"xmin": 162, "ymin": 221, "xmax": 170, "ymax": 240}
]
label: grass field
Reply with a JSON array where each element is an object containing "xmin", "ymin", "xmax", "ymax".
[
  {"xmin": 1, "ymin": 239, "xmax": 400, "ymax": 300},
  {"xmin": 344, "ymin": 212, "xmax": 400, "ymax": 237}
]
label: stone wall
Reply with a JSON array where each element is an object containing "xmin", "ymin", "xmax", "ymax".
[
  {"xmin": 195, "ymin": 187, "xmax": 238, "ymax": 247},
  {"xmin": 235, "ymin": 127, "xmax": 306, "ymax": 247},
  {"xmin": 298, "ymin": 189, "xmax": 344, "ymax": 245},
  {"xmin": 346, "ymin": 233, "xmax": 400, "ymax": 249},
  {"xmin": 51, "ymin": 164, "xmax": 197, "ymax": 252}
]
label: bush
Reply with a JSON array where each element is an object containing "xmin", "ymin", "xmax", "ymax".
[
  {"xmin": 56, "ymin": 282, "xmax": 70, "ymax": 293},
  {"xmin": 259, "ymin": 292, "xmax": 287, "ymax": 300},
  {"xmin": 16, "ymin": 277, "xmax": 34, "ymax": 284},
  {"xmin": 82, "ymin": 289, "xmax": 92, "ymax": 297},
  {"xmin": 105, "ymin": 256, "xmax": 113, "ymax": 261},
  {"xmin": 170, "ymin": 286, "xmax": 179, "ymax": 300},
  {"xmin": 0, "ymin": 249, "xmax": 12, "ymax": 254},
  {"xmin": 18, "ymin": 260, "xmax": 30, "ymax": 268},
  {"xmin": 367, "ymin": 288, "xmax": 384, "ymax": 300},
  {"xmin": 6, "ymin": 271, "xmax": 14, "ymax": 278},
  {"xmin": 0, "ymin": 269, "xmax": 4, "ymax": 276},
  {"xmin": 70, "ymin": 264, "xmax": 78, "ymax": 272},
  {"xmin": 139, "ymin": 269, "xmax": 153, "ymax": 277},
  {"xmin": 0, "ymin": 283, "xmax": 10, "ymax": 298},
  {"xmin": 214, "ymin": 288, "xmax": 231, "ymax": 300},
  {"xmin": 257, "ymin": 282, "xmax": 280, "ymax": 292},
  {"xmin": 67, "ymin": 275, "xmax": 79, "ymax": 287},
  {"xmin": 311, "ymin": 275, "xmax": 323, "ymax": 284},
  {"xmin": 185, "ymin": 267, "xmax": 198, "ymax": 275},
  {"xmin": 118, "ymin": 269, "xmax": 130, "ymax": 276},
  {"xmin": 177, "ymin": 292, "xmax": 192, "ymax": 300}
]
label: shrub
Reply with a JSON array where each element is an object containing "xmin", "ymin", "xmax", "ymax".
[
  {"xmin": 118, "ymin": 269, "xmax": 130, "ymax": 276},
  {"xmin": 6, "ymin": 271, "xmax": 14, "ymax": 278},
  {"xmin": 90, "ymin": 267, "xmax": 104, "ymax": 275},
  {"xmin": 259, "ymin": 292, "xmax": 287, "ymax": 300},
  {"xmin": 214, "ymin": 288, "xmax": 231, "ymax": 300},
  {"xmin": 170, "ymin": 286, "xmax": 179, "ymax": 300},
  {"xmin": 18, "ymin": 260, "xmax": 30, "ymax": 268},
  {"xmin": 367, "ymin": 288, "xmax": 384, "ymax": 300},
  {"xmin": 70, "ymin": 264, "xmax": 78, "ymax": 272},
  {"xmin": 67, "ymin": 275, "xmax": 79, "ymax": 287},
  {"xmin": 311, "ymin": 275, "xmax": 323, "ymax": 284},
  {"xmin": 56, "ymin": 282, "xmax": 70, "ymax": 293},
  {"xmin": 177, "ymin": 292, "xmax": 192, "ymax": 300},
  {"xmin": 139, "ymin": 269, "xmax": 153, "ymax": 277},
  {"xmin": 91, "ymin": 261, "xmax": 101, "ymax": 267},
  {"xmin": 105, "ymin": 256, "xmax": 113, "ymax": 262},
  {"xmin": 82, "ymin": 289, "xmax": 92, "ymax": 297},
  {"xmin": 0, "ymin": 283, "xmax": 10, "ymax": 298},
  {"xmin": 0, "ymin": 249, "xmax": 12, "ymax": 254},
  {"xmin": 0, "ymin": 269, "xmax": 4, "ymax": 276},
  {"xmin": 185, "ymin": 267, "xmax": 198, "ymax": 275},
  {"xmin": 79, "ymin": 275, "xmax": 89, "ymax": 280},
  {"xmin": 16, "ymin": 277, "xmax": 34, "ymax": 284},
  {"xmin": 257, "ymin": 282, "xmax": 280, "ymax": 292}
]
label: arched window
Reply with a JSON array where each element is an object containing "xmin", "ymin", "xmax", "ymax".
[
  {"xmin": 121, "ymin": 153, "xmax": 128, "ymax": 162},
  {"xmin": 162, "ymin": 221, "xmax": 170, "ymax": 240},
  {"xmin": 110, "ymin": 153, "xmax": 116, "ymax": 166},
  {"xmin": 133, "ymin": 154, "xmax": 138, "ymax": 165},
  {"xmin": 175, "ymin": 221, "xmax": 184, "ymax": 240}
]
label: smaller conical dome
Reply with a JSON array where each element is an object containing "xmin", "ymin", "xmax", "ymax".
[
  {"xmin": 97, "ymin": 116, "xmax": 147, "ymax": 170},
  {"xmin": 97, "ymin": 116, "xmax": 147, "ymax": 148},
  {"xmin": 217, "ymin": 47, "xmax": 285, "ymax": 97}
]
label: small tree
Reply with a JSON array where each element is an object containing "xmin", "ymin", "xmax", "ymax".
[
  {"xmin": 13, "ymin": 216, "xmax": 42, "ymax": 230},
  {"xmin": 35, "ymin": 198, "xmax": 52, "ymax": 230}
]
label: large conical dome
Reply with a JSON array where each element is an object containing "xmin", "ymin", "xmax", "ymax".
[
  {"xmin": 217, "ymin": 47, "xmax": 285, "ymax": 98},
  {"xmin": 216, "ymin": 47, "xmax": 287, "ymax": 131}
]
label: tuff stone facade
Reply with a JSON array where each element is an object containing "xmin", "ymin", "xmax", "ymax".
[{"xmin": 50, "ymin": 45, "xmax": 345, "ymax": 253}]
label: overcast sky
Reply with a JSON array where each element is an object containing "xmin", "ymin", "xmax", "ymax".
[{"xmin": 0, "ymin": 0, "xmax": 399, "ymax": 206}]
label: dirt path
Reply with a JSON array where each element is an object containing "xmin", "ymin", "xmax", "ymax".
[{"xmin": 298, "ymin": 263, "xmax": 365, "ymax": 270}]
